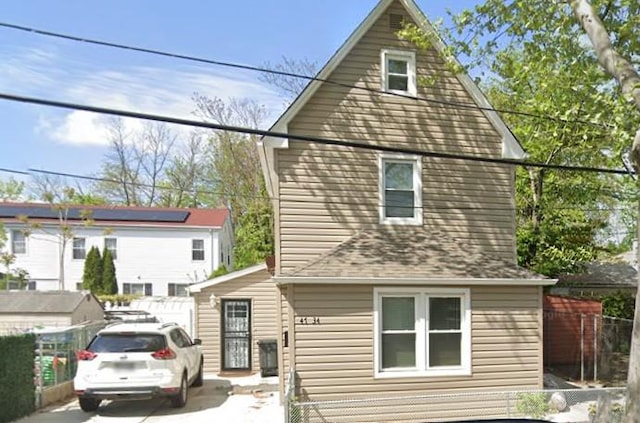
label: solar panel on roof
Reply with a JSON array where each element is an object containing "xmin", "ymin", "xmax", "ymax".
[{"xmin": 0, "ymin": 205, "xmax": 189, "ymax": 223}]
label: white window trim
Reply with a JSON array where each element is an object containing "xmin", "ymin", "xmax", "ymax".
[
  {"xmin": 72, "ymin": 237, "xmax": 86, "ymax": 260},
  {"xmin": 378, "ymin": 153, "xmax": 423, "ymax": 225},
  {"xmin": 373, "ymin": 287, "xmax": 471, "ymax": 379},
  {"xmin": 381, "ymin": 49, "xmax": 417, "ymax": 95},
  {"xmin": 104, "ymin": 237, "xmax": 118, "ymax": 261},
  {"xmin": 11, "ymin": 229, "xmax": 27, "ymax": 255},
  {"xmin": 192, "ymin": 239, "xmax": 205, "ymax": 262}
]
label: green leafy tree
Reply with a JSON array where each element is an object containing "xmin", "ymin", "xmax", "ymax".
[
  {"xmin": 234, "ymin": 201, "xmax": 274, "ymax": 269},
  {"xmin": 397, "ymin": 7, "xmax": 634, "ymax": 277},
  {"xmin": 82, "ymin": 246, "xmax": 102, "ymax": 293},
  {"xmin": 193, "ymin": 95, "xmax": 275, "ymax": 269},
  {"xmin": 101, "ymin": 248, "xmax": 118, "ymax": 295},
  {"xmin": 0, "ymin": 177, "xmax": 26, "ymax": 201},
  {"xmin": 601, "ymin": 291, "xmax": 636, "ymax": 320}
]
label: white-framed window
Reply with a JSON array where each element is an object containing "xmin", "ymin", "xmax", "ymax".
[
  {"xmin": 379, "ymin": 153, "xmax": 422, "ymax": 225},
  {"xmin": 168, "ymin": 283, "xmax": 190, "ymax": 297},
  {"xmin": 11, "ymin": 230, "xmax": 26, "ymax": 255},
  {"xmin": 72, "ymin": 237, "xmax": 86, "ymax": 260},
  {"xmin": 374, "ymin": 287, "xmax": 471, "ymax": 378},
  {"xmin": 104, "ymin": 237, "xmax": 117, "ymax": 260},
  {"xmin": 381, "ymin": 49, "xmax": 416, "ymax": 95},
  {"xmin": 123, "ymin": 283, "xmax": 153, "ymax": 296},
  {"xmin": 192, "ymin": 239, "xmax": 205, "ymax": 261}
]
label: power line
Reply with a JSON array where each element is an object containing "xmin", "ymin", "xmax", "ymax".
[
  {"xmin": 0, "ymin": 21, "xmax": 614, "ymax": 130},
  {"xmin": 1, "ymin": 166, "xmax": 636, "ymax": 215},
  {"xmin": 0, "ymin": 91, "xmax": 631, "ymax": 176}
]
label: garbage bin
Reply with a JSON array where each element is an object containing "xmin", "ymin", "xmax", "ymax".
[{"xmin": 257, "ymin": 339, "xmax": 278, "ymax": 377}]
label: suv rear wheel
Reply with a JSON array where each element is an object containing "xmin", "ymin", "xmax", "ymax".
[
  {"xmin": 79, "ymin": 398, "xmax": 101, "ymax": 412},
  {"xmin": 170, "ymin": 374, "xmax": 188, "ymax": 408}
]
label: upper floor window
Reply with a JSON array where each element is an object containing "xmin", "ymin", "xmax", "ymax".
[
  {"xmin": 104, "ymin": 237, "xmax": 117, "ymax": 260},
  {"xmin": 379, "ymin": 154, "xmax": 422, "ymax": 225},
  {"xmin": 72, "ymin": 237, "xmax": 86, "ymax": 260},
  {"xmin": 374, "ymin": 287, "xmax": 471, "ymax": 378},
  {"xmin": 11, "ymin": 230, "xmax": 26, "ymax": 255},
  {"xmin": 192, "ymin": 239, "xmax": 205, "ymax": 261},
  {"xmin": 381, "ymin": 49, "xmax": 416, "ymax": 95}
]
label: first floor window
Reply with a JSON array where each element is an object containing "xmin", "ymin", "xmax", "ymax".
[
  {"xmin": 375, "ymin": 288, "xmax": 470, "ymax": 378},
  {"xmin": 11, "ymin": 230, "xmax": 26, "ymax": 254},
  {"xmin": 123, "ymin": 283, "xmax": 153, "ymax": 296},
  {"xmin": 168, "ymin": 283, "xmax": 189, "ymax": 297},
  {"xmin": 192, "ymin": 239, "xmax": 205, "ymax": 261},
  {"xmin": 73, "ymin": 237, "xmax": 86, "ymax": 259}
]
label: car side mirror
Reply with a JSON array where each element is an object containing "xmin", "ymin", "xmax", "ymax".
[{"xmin": 193, "ymin": 338, "xmax": 202, "ymax": 345}]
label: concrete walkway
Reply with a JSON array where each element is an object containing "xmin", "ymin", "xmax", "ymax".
[{"xmin": 17, "ymin": 375, "xmax": 283, "ymax": 423}]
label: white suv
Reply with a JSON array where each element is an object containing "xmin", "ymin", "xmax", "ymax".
[{"xmin": 73, "ymin": 322, "xmax": 203, "ymax": 412}]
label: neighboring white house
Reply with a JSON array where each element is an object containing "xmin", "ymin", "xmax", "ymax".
[{"xmin": 0, "ymin": 202, "xmax": 233, "ymax": 295}]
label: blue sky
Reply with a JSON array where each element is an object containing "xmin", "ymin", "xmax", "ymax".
[{"xmin": 0, "ymin": 0, "xmax": 478, "ymax": 181}]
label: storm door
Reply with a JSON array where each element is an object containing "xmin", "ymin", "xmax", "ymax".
[{"xmin": 221, "ymin": 299, "xmax": 251, "ymax": 370}]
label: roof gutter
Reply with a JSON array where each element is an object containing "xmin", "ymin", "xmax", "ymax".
[{"xmin": 273, "ymin": 276, "xmax": 557, "ymax": 286}]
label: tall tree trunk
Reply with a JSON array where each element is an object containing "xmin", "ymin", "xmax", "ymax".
[
  {"xmin": 567, "ymin": 1, "xmax": 640, "ymax": 421},
  {"xmin": 59, "ymin": 238, "xmax": 66, "ymax": 291}
]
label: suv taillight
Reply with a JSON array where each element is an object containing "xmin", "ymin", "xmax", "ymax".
[
  {"xmin": 76, "ymin": 350, "xmax": 97, "ymax": 361},
  {"xmin": 151, "ymin": 348, "xmax": 176, "ymax": 360}
]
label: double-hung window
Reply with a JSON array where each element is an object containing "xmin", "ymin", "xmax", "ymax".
[
  {"xmin": 192, "ymin": 239, "xmax": 205, "ymax": 261},
  {"xmin": 11, "ymin": 230, "xmax": 26, "ymax": 254},
  {"xmin": 379, "ymin": 154, "xmax": 422, "ymax": 225},
  {"xmin": 104, "ymin": 237, "xmax": 117, "ymax": 260},
  {"xmin": 374, "ymin": 288, "xmax": 471, "ymax": 378},
  {"xmin": 168, "ymin": 283, "xmax": 189, "ymax": 297},
  {"xmin": 381, "ymin": 49, "xmax": 416, "ymax": 95},
  {"xmin": 72, "ymin": 237, "xmax": 86, "ymax": 260}
]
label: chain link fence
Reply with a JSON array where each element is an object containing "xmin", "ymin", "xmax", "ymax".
[
  {"xmin": 544, "ymin": 309, "xmax": 632, "ymax": 383},
  {"xmin": 34, "ymin": 321, "xmax": 105, "ymax": 407},
  {"xmin": 287, "ymin": 385, "xmax": 626, "ymax": 423}
]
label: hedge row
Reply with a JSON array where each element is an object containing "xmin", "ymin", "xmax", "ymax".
[{"xmin": 0, "ymin": 334, "xmax": 35, "ymax": 423}]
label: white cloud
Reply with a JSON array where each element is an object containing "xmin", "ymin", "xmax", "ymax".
[{"xmin": 0, "ymin": 46, "xmax": 284, "ymax": 146}]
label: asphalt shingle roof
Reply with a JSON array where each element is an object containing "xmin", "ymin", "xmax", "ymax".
[
  {"xmin": 0, "ymin": 290, "xmax": 99, "ymax": 314},
  {"xmin": 558, "ymin": 262, "xmax": 637, "ymax": 288},
  {"xmin": 288, "ymin": 227, "xmax": 546, "ymax": 280}
]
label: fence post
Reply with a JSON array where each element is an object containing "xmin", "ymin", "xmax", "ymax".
[
  {"xmin": 506, "ymin": 392, "xmax": 511, "ymax": 418},
  {"xmin": 593, "ymin": 315, "xmax": 598, "ymax": 381},
  {"xmin": 581, "ymin": 314, "xmax": 585, "ymax": 382}
]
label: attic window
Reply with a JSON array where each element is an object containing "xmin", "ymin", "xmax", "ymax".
[
  {"xmin": 381, "ymin": 49, "xmax": 416, "ymax": 95},
  {"xmin": 389, "ymin": 14, "xmax": 405, "ymax": 30}
]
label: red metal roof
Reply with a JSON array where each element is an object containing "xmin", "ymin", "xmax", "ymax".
[{"xmin": 0, "ymin": 201, "xmax": 230, "ymax": 228}]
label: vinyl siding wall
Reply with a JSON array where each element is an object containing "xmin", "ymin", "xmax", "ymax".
[
  {"xmin": 194, "ymin": 269, "xmax": 278, "ymax": 374},
  {"xmin": 288, "ymin": 284, "xmax": 543, "ymax": 421},
  {"xmin": 277, "ymin": 0, "xmax": 517, "ymax": 274}
]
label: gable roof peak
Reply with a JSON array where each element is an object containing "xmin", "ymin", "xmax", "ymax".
[{"xmin": 264, "ymin": 0, "xmax": 524, "ymax": 154}]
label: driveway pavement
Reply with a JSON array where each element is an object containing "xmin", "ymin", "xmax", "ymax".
[{"xmin": 17, "ymin": 377, "xmax": 284, "ymax": 423}]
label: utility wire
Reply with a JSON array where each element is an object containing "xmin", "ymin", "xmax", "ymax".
[
  {"xmin": 1, "ymin": 166, "xmax": 636, "ymax": 215},
  {"xmin": 0, "ymin": 21, "xmax": 613, "ymax": 130},
  {"xmin": 0, "ymin": 92, "xmax": 631, "ymax": 176}
]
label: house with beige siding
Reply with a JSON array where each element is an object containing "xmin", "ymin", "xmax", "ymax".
[
  {"xmin": 189, "ymin": 264, "xmax": 279, "ymax": 375},
  {"xmin": 258, "ymin": 0, "xmax": 556, "ymax": 421}
]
